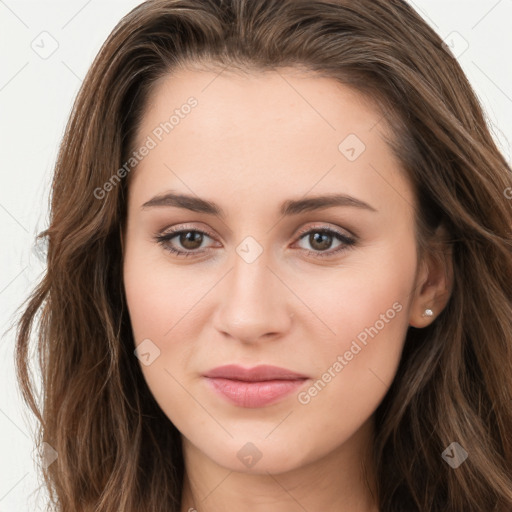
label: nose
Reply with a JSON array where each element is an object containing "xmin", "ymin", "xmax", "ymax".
[{"xmin": 212, "ymin": 253, "xmax": 293, "ymax": 344}]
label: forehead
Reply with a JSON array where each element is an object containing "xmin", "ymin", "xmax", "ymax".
[
  {"xmin": 137, "ymin": 66, "xmax": 384, "ymax": 144},
  {"xmin": 127, "ymin": 67, "xmax": 414, "ymax": 216}
]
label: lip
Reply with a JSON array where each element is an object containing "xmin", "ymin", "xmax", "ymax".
[
  {"xmin": 202, "ymin": 364, "xmax": 309, "ymax": 408},
  {"xmin": 203, "ymin": 364, "xmax": 308, "ymax": 381}
]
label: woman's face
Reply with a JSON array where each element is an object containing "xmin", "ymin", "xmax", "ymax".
[{"xmin": 122, "ymin": 67, "xmax": 430, "ymax": 474}]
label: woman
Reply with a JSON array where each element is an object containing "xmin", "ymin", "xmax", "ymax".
[{"xmin": 15, "ymin": 0, "xmax": 512, "ymax": 510}]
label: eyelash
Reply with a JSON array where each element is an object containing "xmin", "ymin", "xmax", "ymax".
[{"xmin": 154, "ymin": 224, "xmax": 357, "ymax": 259}]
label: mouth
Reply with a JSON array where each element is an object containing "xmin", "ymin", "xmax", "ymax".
[{"xmin": 202, "ymin": 364, "xmax": 310, "ymax": 408}]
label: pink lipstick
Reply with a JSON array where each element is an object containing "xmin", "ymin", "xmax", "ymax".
[{"xmin": 202, "ymin": 364, "xmax": 309, "ymax": 408}]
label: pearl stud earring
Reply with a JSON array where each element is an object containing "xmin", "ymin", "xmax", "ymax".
[{"xmin": 422, "ymin": 308, "xmax": 434, "ymax": 317}]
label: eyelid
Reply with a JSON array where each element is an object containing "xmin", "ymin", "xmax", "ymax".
[
  {"xmin": 157, "ymin": 221, "xmax": 355, "ymax": 244},
  {"xmin": 158, "ymin": 222, "xmax": 218, "ymax": 240},
  {"xmin": 293, "ymin": 222, "xmax": 356, "ymax": 240},
  {"xmin": 154, "ymin": 221, "xmax": 358, "ymax": 258}
]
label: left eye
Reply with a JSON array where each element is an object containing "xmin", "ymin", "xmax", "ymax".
[
  {"xmin": 295, "ymin": 228, "xmax": 355, "ymax": 256},
  {"xmin": 299, "ymin": 229, "xmax": 353, "ymax": 252},
  {"xmin": 154, "ymin": 226, "xmax": 356, "ymax": 258}
]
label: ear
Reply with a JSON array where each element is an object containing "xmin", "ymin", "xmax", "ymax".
[{"xmin": 408, "ymin": 224, "xmax": 453, "ymax": 328}]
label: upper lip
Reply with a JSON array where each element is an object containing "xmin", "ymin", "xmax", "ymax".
[{"xmin": 203, "ymin": 364, "xmax": 308, "ymax": 382}]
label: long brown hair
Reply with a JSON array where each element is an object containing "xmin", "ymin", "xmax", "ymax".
[{"xmin": 14, "ymin": 0, "xmax": 512, "ymax": 510}]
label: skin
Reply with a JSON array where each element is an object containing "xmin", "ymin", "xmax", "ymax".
[{"xmin": 122, "ymin": 66, "xmax": 452, "ymax": 512}]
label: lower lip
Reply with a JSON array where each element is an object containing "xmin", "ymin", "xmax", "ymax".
[{"xmin": 204, "ymin": 377, "xmax": 307, "ymax": 408}]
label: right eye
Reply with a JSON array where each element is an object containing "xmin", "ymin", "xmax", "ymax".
[{"xmin": 154, "ymin": 227, "xmax": 218, "ymax": 257}]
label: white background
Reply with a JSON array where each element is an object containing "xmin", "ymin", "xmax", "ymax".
[{"xmin": 1, "ymin": 1, "xmax": 511, "ymax": 509}]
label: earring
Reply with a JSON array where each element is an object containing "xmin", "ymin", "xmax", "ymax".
[{"xmin": 422, "ymin": 308, "xmax": 434, "ymax": 317}]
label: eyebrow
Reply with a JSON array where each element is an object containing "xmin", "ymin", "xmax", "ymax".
[{"xmin": 141, "ymin": 191, "xmax": 377, "ymax": 217}]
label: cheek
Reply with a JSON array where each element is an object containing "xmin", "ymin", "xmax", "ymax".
[
  {"xmin": 294, "ymin": 239, "xmax": 416, "ymax": 430},
  {"xmin": 296, "ymin": 310, "xmax": 408, "ymax": 449},
  {"xmin": 292, "ymin": 233, "xmax": 415, "ymax": 345},
  {"xmin": 123, "ymin": 242, "xmax": 203, "ymax": 343},
  {"xmin": 123, "ymin": 251, "xmax": 195, "ymax": 425},
  {"xmin": 123, "ymin": 242, "xmax": 211, "ymax": 409}
]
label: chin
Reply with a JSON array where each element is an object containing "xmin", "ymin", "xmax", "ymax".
[{"xmin": 189, "ymin": 432, "xmax": 316, "ymax": 474}]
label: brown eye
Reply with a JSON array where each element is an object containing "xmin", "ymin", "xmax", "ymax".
[
  {"xmin": 295, "ymin": 227, "xmax": 356, "ymax": 258},
  {"xmin": 154, "ymin": 228, "xmax": 216, "ymax": 257},
  {"xmin": 179, "ymin": 231, "xmax": 204, "ymax": 250},
  {"xmin": 307, "ymin": 231, "xmax": 335, "ymax": 251}
]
